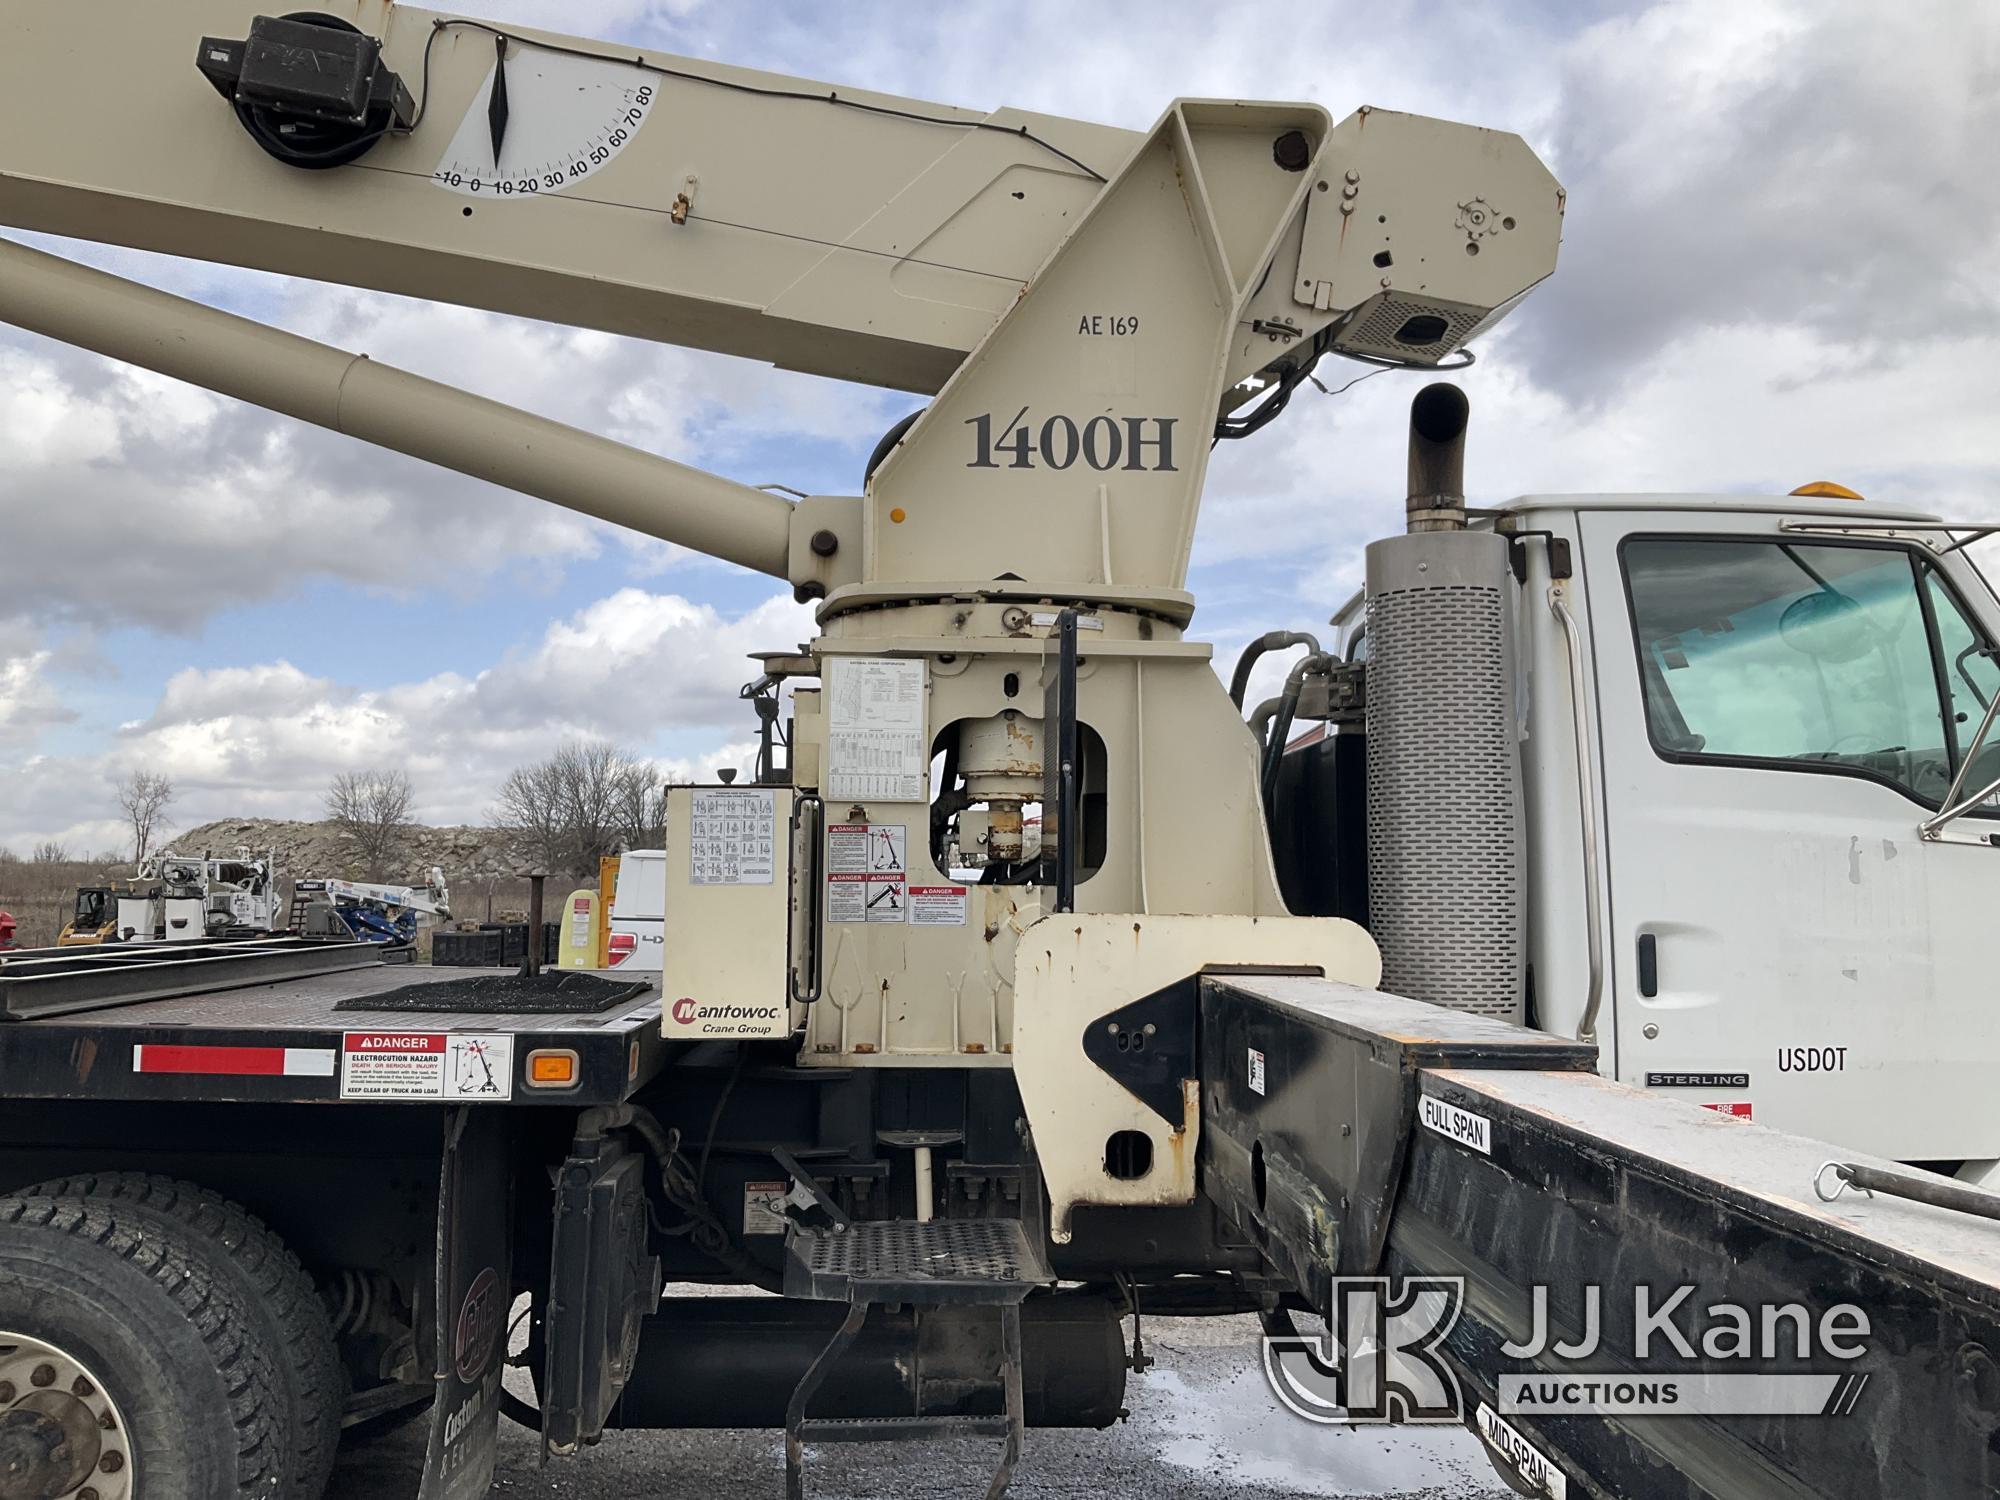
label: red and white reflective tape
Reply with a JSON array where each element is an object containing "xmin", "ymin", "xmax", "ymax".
[{"xmin": 130, "ymin": 1043, "xmax": 336, "ymax": 1078}]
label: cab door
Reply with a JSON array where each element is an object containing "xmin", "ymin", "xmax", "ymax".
[{"xmin": 1582, "ymin": 508, "xmax": 2000, "ymax": 1160}]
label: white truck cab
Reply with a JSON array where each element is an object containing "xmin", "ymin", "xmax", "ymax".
[{"xmin": 1334, "ymin": 493, "xmax": 2000, "ymax": 1179}]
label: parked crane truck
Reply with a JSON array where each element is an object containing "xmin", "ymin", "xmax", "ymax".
[
  {"xmin": 0, "ymin": 7, "xmax": 1997, "ymax": 1500},
  {"xmin": 296, "ymin": 869, "xmax": 452, "ymax": 946},
  {"xmin": 113, "ymin": 848, "xmax": 285, "ymax": 943}
]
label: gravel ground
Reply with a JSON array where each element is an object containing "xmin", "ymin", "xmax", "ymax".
[{"xmin": 327, "ymin": 1313, "xmax": 1509, "ymax": 1500}]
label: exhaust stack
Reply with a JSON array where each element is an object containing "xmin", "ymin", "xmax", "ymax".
[
  {"xmin": 1364, "ymin": 385, "xmax": 1524, "ymax": 1022},
  {"xmin": 1405, "ymin": 382, "xmax": 1470, "ymax": 533}
]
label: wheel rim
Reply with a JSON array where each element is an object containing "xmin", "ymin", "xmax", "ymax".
[{"xmin": 0, "ymin": 1333, "xmax": 132, "ymax": 1500}]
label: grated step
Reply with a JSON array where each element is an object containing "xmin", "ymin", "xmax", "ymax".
[{"xmin": 785, "ymin": 1217, "xmax": 1050, "ymax": 1305}]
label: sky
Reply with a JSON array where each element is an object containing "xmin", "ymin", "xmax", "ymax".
[{"xmin": 1, "ymin": 0, "xmax": 1996, "ymax": 858}]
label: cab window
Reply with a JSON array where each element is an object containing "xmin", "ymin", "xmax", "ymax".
[{"xmin": 1621, "ymin": 537, "xmax": 1998, "ymax": 809}]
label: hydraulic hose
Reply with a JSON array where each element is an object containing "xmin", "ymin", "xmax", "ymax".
[
  {"xmin": 1259, "ymin": 652, "xmax": 1332, "ymax": 824},
  {"xmin": 577, "ymin": 1104, "xmax": 785, "ymax": 1294},
  {"xmin": 1247, "ymin": 695, "xmax": 1285, "ymax": 755},
  {"xmin": 1229, "ymin": 631, "xmax": 1322, "ymax": 710}
]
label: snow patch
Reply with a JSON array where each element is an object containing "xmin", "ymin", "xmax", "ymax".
[{"xmin": 1144, "ymin": 1361, "xmax": 1500, "ymax": 1496}]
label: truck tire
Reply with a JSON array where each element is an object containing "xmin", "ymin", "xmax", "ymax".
[
  {"xmin": 19, "ymin": 1172, "xmax": 343, "ymax": 1500},
  {"xmin": 0, "ymin": 1192, "xmax": 286, "ymax": 1498}
]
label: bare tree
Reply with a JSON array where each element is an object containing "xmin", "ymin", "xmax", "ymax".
[
  {"xmin": 325, "ymin": 769, "xmax": 416, "ymax": 881},
  {"xmin": 612, "ymin": 760, "xmax": 676, "ymax": 850},
  {"xmin": 115, "ymin": 770, "xmax": 176, "ymax": 864},
  {"xmin": 30, "ymin": 840, "xmax": 71, "ymax": 864},
  {"xmin": 494, "ymin": 740, "xmax": 669, "ymax": 877}
]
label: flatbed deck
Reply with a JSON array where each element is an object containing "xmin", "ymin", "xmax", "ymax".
[{"xmin": 0, "ymin": 964, "xmax": 668, "ymax": 1105}]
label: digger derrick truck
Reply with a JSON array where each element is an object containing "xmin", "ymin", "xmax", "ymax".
[
  {"xmin": 115, "ymin": 848, "xmax": 285, "ymax": 943},
  {"xmin": 0, "ymin": 6, "xmax": 1998, "ymax": 1500}
]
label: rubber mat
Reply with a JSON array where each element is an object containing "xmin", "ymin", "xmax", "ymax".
[{"xmin": 335, "ymin": 971, "xmax": 651, "ymax": 1014}]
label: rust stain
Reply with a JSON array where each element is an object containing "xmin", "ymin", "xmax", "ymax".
[
  {"xmin": 853, "ymin": 1043, "xmax": 877, "ymax": 1055},
  {"xmin": 963, "ymin": 1043, "xmax": 987, "ymax": 1055},
  {"xmin": 72, "ymin": 1037, "xmax": 98, "ymax": 1084}
]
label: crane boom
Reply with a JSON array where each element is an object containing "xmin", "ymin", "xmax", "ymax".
[
  {"xmin": 1, "ymin": 3, "xmax": 1562, "ymax": 604},
  {"xmin": 0, "ymin": 0, "xmax": 1137, "ymax": 394},
  {"xmin": 0, "ymin": 235, "xmax": 797, "ymax": 577}
]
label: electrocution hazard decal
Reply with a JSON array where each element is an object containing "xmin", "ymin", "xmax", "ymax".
[
  {"xmin": 828, "ymin": 823, "xmax": 907, "ymax": 923},
  {"xmin": 341, "ymin": 1033, "xmax": 516, "ymax": 1101}
]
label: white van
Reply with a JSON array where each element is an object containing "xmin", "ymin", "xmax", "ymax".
[{"xmin": 606, "ymin": 850, "xmax": 665, "ymax": 972}]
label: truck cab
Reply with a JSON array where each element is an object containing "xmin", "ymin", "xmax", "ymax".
[{"xmin": 1324, "ymin": 493, "xmax": 2000, "ymax": 1180}]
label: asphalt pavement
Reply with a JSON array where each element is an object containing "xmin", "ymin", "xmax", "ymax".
[{"xmin": 326, "ymin": 1313, "xmax": 1509, "ymax": 1500}]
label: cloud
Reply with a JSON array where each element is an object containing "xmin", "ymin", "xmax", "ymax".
[
  {"xmin": 1184, "ymin": 310, "xmax": 2000, "ymax": 676},
  {"xmin": 0, "ymin": 336, "xmax": 605, "ymax": 634},
  {"xmin": 147, "ymin": 662, "xmax": 341, "ymax": 730},
  {"xmin": 645, "ymin": 0, "xmax": 1561, "ymax": 136},
  {"xmin": 1516, "ymin": 0, "xmax": 2000, "ymax": 399},
  {"xmin": 0, "ymin": 587, "xmax": 812, "ymax": 850},
  {"xmin": 0, "ymin": 257, "xmax": 897, "ymax": 638},
  {"xmin": 0, "ymin": 646, "xmax": 74, "ymax": 750},
  {"xmin": 476, "ymin": 588, "xmax": 815, "ymax": 737}
]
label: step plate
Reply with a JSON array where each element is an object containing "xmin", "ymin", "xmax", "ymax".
[{"xmin": 785, "ymin": 1219, "xmax": 1051, "ymax": 1305}]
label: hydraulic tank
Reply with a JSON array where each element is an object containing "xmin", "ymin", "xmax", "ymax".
[
  {"xmin": 1362, "ymin": 529, "xmax": 1524, "ymax": 1021},
  {"xmin": 608, "ymin": 1295, "xmax": 1127, "ymax": 1428}
]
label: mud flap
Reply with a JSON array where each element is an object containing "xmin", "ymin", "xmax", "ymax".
[{"xmin": 419, "ymin": 1106, "xmax": 515, "ymax": 1500}]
